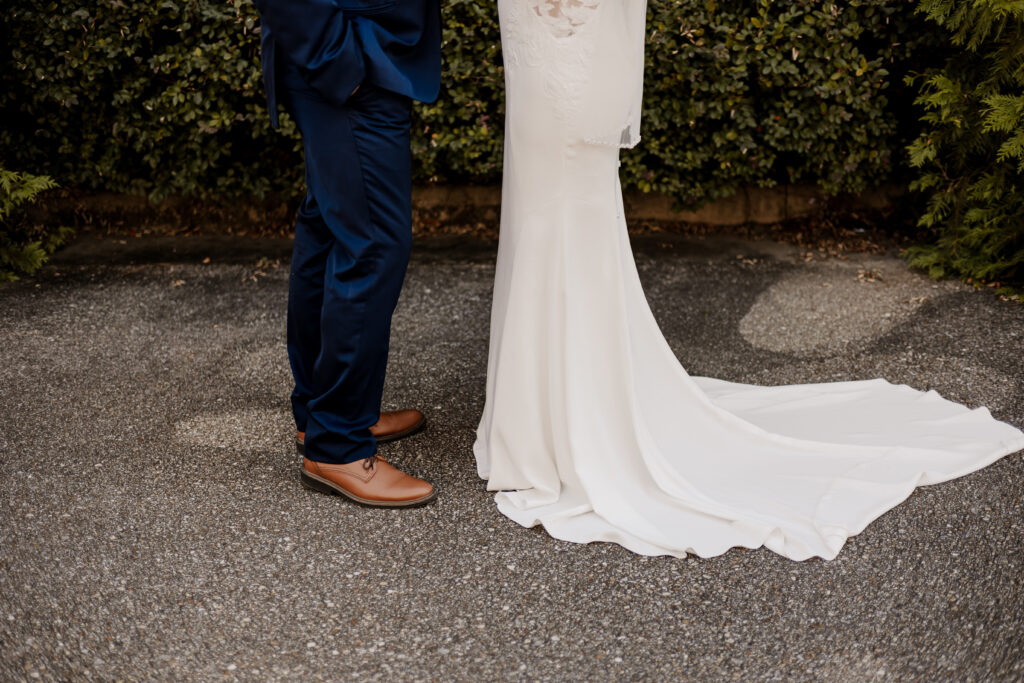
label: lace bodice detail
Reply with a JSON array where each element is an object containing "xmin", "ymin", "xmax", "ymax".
[
  {"xmin": 499, "ymin": 0, "xmax": 648, "ymax": 149},
  {"xmin": 501, "ymin": 0, "xmax": 600, "ymax": 69},
  {"xmin": 528, "ymin": 0, "xmax": 600, "ymax": 37}
]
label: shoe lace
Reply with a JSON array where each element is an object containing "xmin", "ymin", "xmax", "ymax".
[{"xmin": 362, "ymin": 454, "xmax": 380, "ymax": 471}]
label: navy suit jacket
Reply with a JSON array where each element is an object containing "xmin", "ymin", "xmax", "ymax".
[{"xmin": 253, "ymin": 0, "xmax": 442, "ymax": 128}]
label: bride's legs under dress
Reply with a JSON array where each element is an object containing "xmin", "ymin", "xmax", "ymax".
[{"xmin": 474, "ymin": 0, "xmax": 1024, "ymax": 561}]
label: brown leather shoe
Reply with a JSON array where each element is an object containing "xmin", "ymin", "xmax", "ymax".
[
  {"xmin": 296, "ymin": 409, "xmax": 426, "ymax": 455},
  {"xmin": 370, "ymin": 409, "xmax": 426, "ymax": 442},
  {"xmin": 300, "ymin": 455, "xmax": 436, "ymax": 507}
]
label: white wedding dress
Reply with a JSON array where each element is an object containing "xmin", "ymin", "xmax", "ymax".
[{"xmin": 473, "ymin": 0, "xmax": 1024, "ymax": 560}]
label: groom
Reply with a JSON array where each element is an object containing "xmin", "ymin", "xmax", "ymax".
[{"xmin": 253, "ymin": 0, "xmax": 441, "ymax": 506}]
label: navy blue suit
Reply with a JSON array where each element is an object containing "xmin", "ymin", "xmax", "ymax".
[{"xmin": 253, "ymin": 0, "xmax": 441, "ymax": 464}]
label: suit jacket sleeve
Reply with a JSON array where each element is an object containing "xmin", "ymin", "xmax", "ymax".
[{"xmin": 252, "ymin": 0, "xmax": 366, "ymax": 107}]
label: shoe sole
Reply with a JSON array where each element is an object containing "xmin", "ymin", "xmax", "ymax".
[
  {"xmin": 295, "ymin": 415, "xmax": 427, "ymax": 456},
  {"xmin": 299, "ymin": 469, "xmax": 437, "ymax": 508}
]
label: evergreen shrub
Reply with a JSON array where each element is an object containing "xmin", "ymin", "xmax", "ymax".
[
  {"xmin": 0, "ymin": 169, "xmax": 72, "ymax": 282},
  {"xmin": 905, "ymin": 0, "xmax": 1024, "ymax": 292}
]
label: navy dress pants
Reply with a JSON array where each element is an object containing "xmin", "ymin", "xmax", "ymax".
[{"xmin": 280, "ymin": 58, "xmax": 413, "ymax": 464}]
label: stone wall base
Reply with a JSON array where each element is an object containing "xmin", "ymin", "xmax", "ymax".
[{"xmin": 35, "ymin": 184, "xmax": 904, "ymax": 237}]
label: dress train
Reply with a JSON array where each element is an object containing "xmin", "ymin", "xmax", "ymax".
[{"xmin": 474, "ymin": 0, "xmax": 1024, "ymax": 561}]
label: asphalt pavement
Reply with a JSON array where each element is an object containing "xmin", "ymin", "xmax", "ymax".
[{"xmin": 1, "ymin": 232, "xmax": 1022, "ymax": 681}]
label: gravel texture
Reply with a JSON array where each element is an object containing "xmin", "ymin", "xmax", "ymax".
[
  {"xmin": 1, "ymin": 233, "xmax": 1022, "ymax": 681},
  {"xmin": 738, "ymin": 257, "xmax": 963, "ymax": 355}
]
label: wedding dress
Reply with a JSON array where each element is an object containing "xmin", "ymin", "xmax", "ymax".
[{"xmin": 473, "ymin": 0, "xmax": 1024, "ymax": 560}]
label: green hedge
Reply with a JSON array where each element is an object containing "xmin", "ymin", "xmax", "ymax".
[
  {"xmin": 2, "ymin": 0, "xmax": 285, "ymax": 200},
  {"xmin": 2, "ymin": 0, "xmax": 934, "ymax": 207},
  {"xmin": 630, "ymin": 0, "xmax": 939, "ymax": 206}
]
